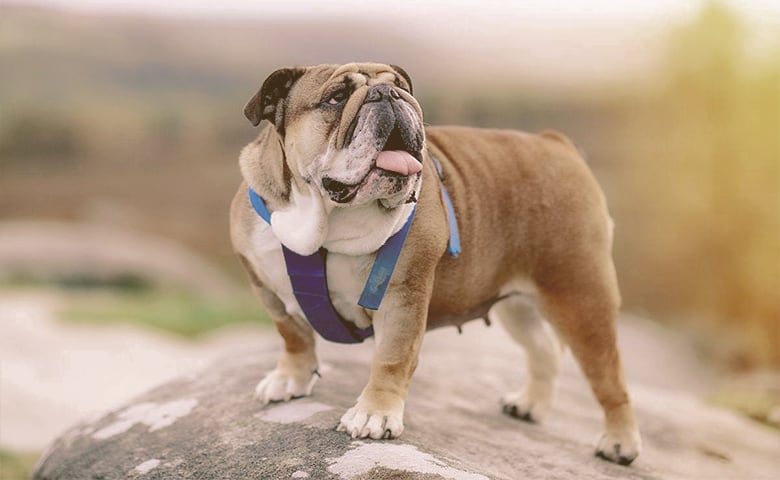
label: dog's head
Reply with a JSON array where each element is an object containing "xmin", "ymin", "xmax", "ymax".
[{"xmin": 243, "ymin": 63, "xmax": 424, "ymax": 209}]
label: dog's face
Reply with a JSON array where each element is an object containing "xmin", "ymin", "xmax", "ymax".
[{"xmin": 244, "ymin": 63, "xmax": 424, "ymax": 209}]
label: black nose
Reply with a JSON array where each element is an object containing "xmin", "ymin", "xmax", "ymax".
[
  {"xmin": 322, "ymin": 177, "xmax": 350, "ymax": 195},
  {"xmin": 365, "ymin": 84, "xmax": 400, "ymax": 103}
]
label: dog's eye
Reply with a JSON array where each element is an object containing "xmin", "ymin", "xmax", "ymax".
[
  {"xmin": 394, "ymin": 79, "xmax": 410, "ymax": 94},
  {"xmin": 325, "ymin": 89, "xmax": 348, "ymax": 106}
]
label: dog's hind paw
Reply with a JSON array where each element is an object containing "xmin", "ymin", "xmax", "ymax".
[
  {"xmin": 500, "ymin": 387, "xmax": 553, "ymax": 423},
  {"xmin": 254, "ymin": 366, "xmax": 318, "ymax": 405},
  {"xmin": 595, "ymin": 427, "xmax": 642, "ymax": 466}
]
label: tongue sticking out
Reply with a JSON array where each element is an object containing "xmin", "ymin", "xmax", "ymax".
[{"xmin": 375, "ymin": 150, "xmax": 422, "ymax": 176}]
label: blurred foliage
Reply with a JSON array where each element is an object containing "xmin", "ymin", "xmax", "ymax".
[
  {"xmin": 0, "ymin": 2, "xmax": 777, "ymax": 367},
  {"xmin": 0, "ymin": 112, "xmax": 84, "ymax": 167},
  {"xmin": 0, "ymin": 448, "xmax": 39, "ymax": 480},
  {"xmin": 3, "ymin": 272, "xmax": 153, "ymax": 292},
  {"xmin": 709, "ymin": 370, "xmax": 780, "ymax": 428},
  {"xmin": 60, "ymin": 290, "xmax": 269, "ymax": 337},
  {"xmin": 619, "ymin": 1, "xmax": 780, "ymax": 368},
  {"xmin": 711, "ymin": 388, "xmax": 779, "ymax": 428}
]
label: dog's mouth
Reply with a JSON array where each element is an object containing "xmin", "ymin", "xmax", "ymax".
[{"xmin": 322, "ymin": 126, "xmax": 422, "ymax": 204}]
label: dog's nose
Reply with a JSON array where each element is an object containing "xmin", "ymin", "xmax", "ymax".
[
  {"xmin": 322, "ymin": 177, "xmax": 350, "ymax": 196},
  {"xmin": 365, "ymin": 84, "xmax": 399, "ymax": 103}
]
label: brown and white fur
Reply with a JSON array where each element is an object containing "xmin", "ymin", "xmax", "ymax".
[{"xmin": 230, "ymin": 63, "xmax": 641, "ymax": 465}]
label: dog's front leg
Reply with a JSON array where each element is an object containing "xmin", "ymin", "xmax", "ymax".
[
  {"xmin": 337, "ymin": 288, "xmax": 429, "ymax": 439},
  {"xmin": 249, "ymin": 281, "xmax": 319, "ymax": 405},
  {"xmin": 255, "ymin": 312, "xmax": 319, "ymax": 404}
]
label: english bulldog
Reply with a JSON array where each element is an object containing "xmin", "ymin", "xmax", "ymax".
[{"xmin": 230, "ymin": 63, "xmax": 641, "ymax": 465}]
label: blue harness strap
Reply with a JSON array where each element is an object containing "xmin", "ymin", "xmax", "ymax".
[
  {"xmin": 247, "ymin": 156, "xmax": 459, "ymax": 344},
  {"xmin": 249, "ymin": 188, "xmax": 374, "ymax": 343},
  {"xmin": 248, "ymin": 187, "xmax": 272, "ymax": 223},
  {"xmin": 358, "ymin": 205, "xmax": 416, "ymax": 310},
  {"xmin": 432, "ymin": 155, "xmax": 461, "ymax": 257}
]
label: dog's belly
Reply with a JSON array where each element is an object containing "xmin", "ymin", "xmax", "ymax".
[
  {"xmin": 246, "ymin": 218, "xmax": 536, "ymax": 334},
  {"xmin": 246, "ymin": 220, "xmax": 374, "ymax": 329},
  {"xmin": 426, "ymin": 278, "xmax": 536, "ymax": 330}
]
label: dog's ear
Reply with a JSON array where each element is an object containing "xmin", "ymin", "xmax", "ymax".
[
  {"xmin": 244, "ymin": 67, "xmax": 305, "ymax": 130},
  {"xmin": 389, "ymin": 64, "xmax": 413, "ymax": 95},
  {"xmin": 239, "ymin": 125, "xmax": 291, "ymax": 202}
]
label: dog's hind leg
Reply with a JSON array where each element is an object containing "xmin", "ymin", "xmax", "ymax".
[
  {"xmin": 492, "ymin": 293, "xmax": 563, "ymax": 423},
  {"xmin": 536, "ymin": 259, "xmax": 641, "ymax": 465}
]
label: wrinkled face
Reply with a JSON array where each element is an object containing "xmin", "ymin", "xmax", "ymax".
[{"xmin": 281, "ymin": 64, "xmax": 424, "ymax": 208}]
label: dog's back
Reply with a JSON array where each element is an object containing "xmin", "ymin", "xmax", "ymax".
[{"xmin": 424, "ymin": 126, "xmax": 615, "ymax": 326}]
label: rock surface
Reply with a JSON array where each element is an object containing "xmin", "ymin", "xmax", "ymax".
[
  {"xmin": 0, "ymin": 291, "xmax": 272, "ymax": 451},
  {"xmin": 33, "ymin": 318, "xmax": 780, "ymax": 480}
]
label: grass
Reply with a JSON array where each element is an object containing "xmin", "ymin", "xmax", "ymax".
[
  {"xmin": 710, "ymin": 388, "xmax": 780, "ymax": 430},
  {"xmin": 0, "ymin": 449, "xmax": 40, "ymax": 480},
  {"xmin": 59, "ymin": 290, "xmax": 270, "ymax": 338}
]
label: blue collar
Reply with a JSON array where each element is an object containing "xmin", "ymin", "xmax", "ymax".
[{"xmin": 248, "ymin": 160, "xmax": 459, "ymax": 344}]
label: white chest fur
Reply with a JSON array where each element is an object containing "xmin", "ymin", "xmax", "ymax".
[{"xmin": 244, "ymin": 219, "xmax": 375, "ymax": 329}]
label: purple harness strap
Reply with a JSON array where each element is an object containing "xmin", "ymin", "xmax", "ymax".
[
  {"xmin": 281, "ymin": 246, "xmax": 374, "ymax": 343},
  {"xmin": 248, "ymin": 188, "xmax": 416, "ymax": 343},
  {"xmin": 248, "ymin": 161, "xmax": 460, "ymax": 344}
]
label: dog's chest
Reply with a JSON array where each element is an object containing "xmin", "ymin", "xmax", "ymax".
[{"xmin": 247, "ymin": 221, "xmax": 374, "ymax": 328}]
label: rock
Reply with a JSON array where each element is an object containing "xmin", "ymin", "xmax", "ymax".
[
  {"xmin": 0, "ymin": 291, "xmax": 272, "ymax": 452},
  {"xmin": 33, "ymin": 320, "xmax": 780, "ymax": 479}
]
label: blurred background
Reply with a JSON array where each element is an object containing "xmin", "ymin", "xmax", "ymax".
[{"xmin": 1, "ymin": 0, "xmax": 778, "ymax": 476}]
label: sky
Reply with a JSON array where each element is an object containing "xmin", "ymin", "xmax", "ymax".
[
  {"xmin": 7, "ymin": 0, "xmax": 778, "ymax": 90},
  {"xmin": 10, "ymin": 0, "xmax": 780, "ymax": 23}
]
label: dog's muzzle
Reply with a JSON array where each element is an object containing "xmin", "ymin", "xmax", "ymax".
[
  {"xmin": 321, "ymin": 177, "xmax": 354, "ymax": 202},
  {"xmin": 321, "ymin": 84, "xmax": 423, "ymax": 204}
]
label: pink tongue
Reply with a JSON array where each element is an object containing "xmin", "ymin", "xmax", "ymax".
[{"xmin": 376, "ymin": 150, "xmax": 422, "ymax": 176}]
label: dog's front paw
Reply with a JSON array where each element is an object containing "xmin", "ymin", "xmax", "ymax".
[
  {"xmin": 595, "ymin": 426, "xmax": 642, "ymax": 466},
  {"xmin": 336, "ymin": 397, "xmax": 405, "ymax": 439},
  {"xmin": 501, "ymin": 383, "xmax": 554, "ymax": 423},
  {"xmin": 254, "ymin": 366, "xmax": 318, "ymax": 405}
]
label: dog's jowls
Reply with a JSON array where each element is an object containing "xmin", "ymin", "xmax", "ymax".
[{"xmin": 230, "ymin": 62, "xmax": 642, "ymax": 465}]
